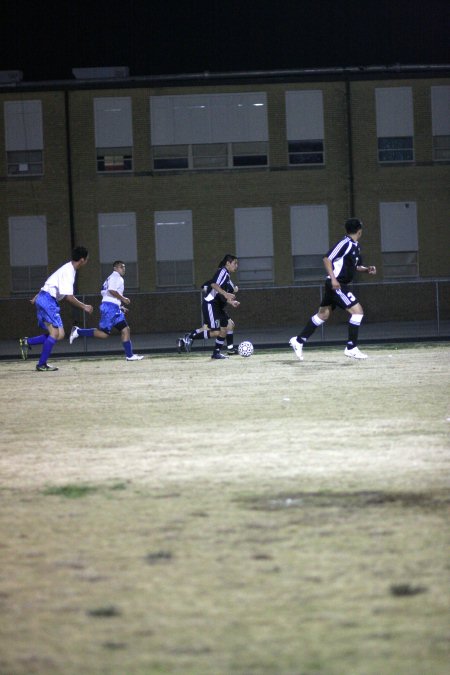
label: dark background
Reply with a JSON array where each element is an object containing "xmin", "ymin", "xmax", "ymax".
[{"xmin": 1, "ymin": 0, "xmax": 449, "ymax": 82}]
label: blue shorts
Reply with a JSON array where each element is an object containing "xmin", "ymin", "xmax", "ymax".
[
  {"xmin": 35, "ymin": 291, "xmax": 63, "ymax": 329},
  {"xmin": 98, "ymin": 301, "xmax": 127, "ymax": 333}
]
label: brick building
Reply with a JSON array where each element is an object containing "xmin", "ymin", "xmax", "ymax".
[{"xmin": 0, "ymin": 65, "xmax": 449, "ymax": 336}]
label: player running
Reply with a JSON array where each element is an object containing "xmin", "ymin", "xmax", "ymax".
[
  {"xmin": 289, "ymin": 218, "xmax": 376, "ymax": 360},
  {"xmin": 69, "ymin": 260, "xmax": 143, "ymax": 361},
  {"xmin": 178, "ymin": 254, "xmax": 240, "ymax": 359}
]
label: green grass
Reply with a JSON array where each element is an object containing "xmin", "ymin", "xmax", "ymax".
[{"xmin": 43, "ymin": 484, "xmax": 98, "ymax": 498}]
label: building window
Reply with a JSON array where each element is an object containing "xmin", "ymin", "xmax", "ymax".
[
  {"xmin": 154, "ymin": 211, "xmax": 194, "ymax": 288},
  {"xmin": 94, "ymin": 97, "xmax": 133, "ymax": 173},
  {"xmin": 376, "ymin": 88, "xmax": 414, "ymax": 163},
  {"xmin": 431, "ymin": 86, "xmax": 450, "ymax": 162},
  {"xmin": 379, "ymin": 202, "xmax": 419, "ymax": 278},
  {"xmin": 234, "ymin": 207, "xmax": 274, "ymax": 285},
  {"xmin": 290, "ymin": 205, "xmax": 329, "ymax": 283},
  {"xmin": 98, "ymin": 213, "xmax": 138, "ymax": 288},
  {"xmin": 150, "ymin": 93, "xmax": 268, "ymax": 170},
  {"xmin": 285, "ymin": 90, "xmax": 325, "ymax": 165},
  {"xmin": 377, "ymin": 137, "xmax": 414, "ymax": 162},
  {"xmin": 96, "ymin": 148, "xmax": 133, "ymax": 172},
  {"xmin": 4, "ymin": 101, "xmax": 44, "ymax": 176},
  {"xmin": 9, "ymin": 216, "xmax": 47, "ymax": 292}
]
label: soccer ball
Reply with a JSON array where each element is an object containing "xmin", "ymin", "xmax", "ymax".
[{"xmin": 238, "ymin": 341, "xmax": 254, "ymax": 357}]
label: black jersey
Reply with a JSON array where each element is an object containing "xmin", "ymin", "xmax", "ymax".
[
  {"xmin": 203, "ymin": 267, "xmax": 235, "ymax": 306},
  {"xmin": 325, "ymin": 236, "xmax": 362, "ymax": 284}
]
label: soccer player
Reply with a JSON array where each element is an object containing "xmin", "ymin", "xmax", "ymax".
[
  {"xmin": 19, "ymin": 246, "xmax": 93, "ymax": 371},
  {"xmin": 178, "ymin": 254, "xmax": 240, "ymax": 359},
  {"xmin": 68, "ymin": 260, "xmax": 143, "ymax": 361},
  {"xmin": 289, "ymin": 218, "xmax": 377, "ymax": 360}
]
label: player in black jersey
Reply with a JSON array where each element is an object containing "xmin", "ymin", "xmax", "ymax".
[
  {"xmin": 177, "ymin": 254, "xmax": 240, "ymax": 359},
  {"xmin": 290, "ymin": 218, "xmax": 376, "ymax": 360}
]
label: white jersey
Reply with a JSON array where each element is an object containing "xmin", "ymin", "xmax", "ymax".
[
  {"xmin": 101, "ymin": 270, "xmax": 124, "ymax": 306},
  {"xmin": 41, "ymin": 261, "xmax": 76, "ymax": 301}
]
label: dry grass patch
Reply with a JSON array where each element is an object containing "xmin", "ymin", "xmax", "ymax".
[{"xmin": 0, "ymin": 344, "xmax": 449, "ymax": 674}]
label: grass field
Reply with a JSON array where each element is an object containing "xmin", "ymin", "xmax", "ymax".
[{"xmin": 0, "ymin": 343, "xmax": 449, "ymax": 674}]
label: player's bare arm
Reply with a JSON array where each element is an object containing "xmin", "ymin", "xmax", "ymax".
[
  {"xmin": 65, "ymin": 294, "xmax": 93, "ymax": 314},
  {"xmin": 357, "ymin": 265, "xmax": 377, "ymax": 275}
]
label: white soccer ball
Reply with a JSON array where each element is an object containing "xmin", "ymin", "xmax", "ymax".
[{"xmin": 238, "ymin": 341, "xmax": 254, "ymax": 357}]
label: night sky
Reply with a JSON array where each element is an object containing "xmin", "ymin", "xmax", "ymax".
[{"xmin": 1, "ymin": 0, "xmax": 449, "ymax": 82}]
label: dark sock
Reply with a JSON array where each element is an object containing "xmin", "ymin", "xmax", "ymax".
[
  {"xmin": 299, "ymin": 318, "xmax": 318, "ymax": 341},
  {"xmin": 214, "ymin": 338, "xmax": 225, "ymax": 352},
  {"xmin": 191, "ymin": 329, "xmax": 210, "ymax": 340},
  {"xmin": 347, "ymin": 323, "xmax": 359, "ymax": 349},
  {"xmin": 39, "ymin": 335, "xmax": 57, "ymax": 366},
  {"xmin": 77, "ymin": 328, "xmax": 95, "ymax": 337},
  {"xmin": 28, "ymin": 334, "xmax": 47, "ymax": 346},
  {"xmin": 123, "ymin": 340, "xmax": 133, "ymax": 357}
]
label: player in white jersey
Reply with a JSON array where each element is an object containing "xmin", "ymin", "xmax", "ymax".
[
  {"xmin": 289, "ymin": 219, "xmax": 377, "ymax": 360},
  {"xmin": 19, "ymin": 246, "xmax": 93, "ymax": 371},
  {"xmin": 69, "ymin": 261, "xmax": 143, "ymax": 361}
]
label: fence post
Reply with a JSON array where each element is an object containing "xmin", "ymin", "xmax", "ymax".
[{"xmin": 436, "ymin": 281, "xmax": 440, "ymax": 336}]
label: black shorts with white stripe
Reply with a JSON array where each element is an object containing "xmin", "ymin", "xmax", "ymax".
[{"xmin": 320, "ymin": 280, "xmax": 359, "ymax": 311}]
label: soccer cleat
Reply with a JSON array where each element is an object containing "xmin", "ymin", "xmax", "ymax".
[
  {"xmin": 211, "ymin": 352, "xmax": 229, "ymax": 359},
  {"xmin": 344, "ymin": 346, "xmax": 368, "ymax": 360},
  {"xmin": 19, "ymin": 337, "xmax": 30, "ymax": 360},
  {"xmin": 227, "ymin": 347, "xmax": 239, "ymax": 355},
  {"xmin": 36, "ymin": 363, "xmax": 59, "ymax": 372},
  {"xmin": 289, "ymin": 336, "xmax": 304, "ymax": 361},
  {"xmin": 177, "ymin": 337, "xmax": 186, "ymax": 353},
  {"xmin": 183, "ymin": 333, "xmax": 193, "ymax": 353},
  {"xmin": 69, "ymin": 326, "xmax": 79, "ymax": 344},
  {"xmin": 126, "ymin": 354, "xmax": 144, "ymax": 361}
]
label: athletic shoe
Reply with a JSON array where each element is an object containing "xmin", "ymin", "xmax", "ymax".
[
  {"xmin": 183, "ymin": 333, "xmax": 193, "ymax": 353},
  {"xmin": 227, "ymin": 348, "xmax": 239, "ymax": 355},
  {"xmin": 19, "ymin": 337, "xmax": 30, "ymax": 360},
  {"xmin": 69, "ymin": 326, "xmax": 79, "ymax": 344},
  {"xmin": 289, "ymin": 336, "xmax": 304, "ymax": 361},
  {"xmin": 344, "ymin": 346, "xmax": 368, "ymax": 360},
  {"xmin": 177, "ymin": 337, "xmax": 186, "ymax": 353},
  {"xmin": 211, "ymin": 352, "xmax": 229, "ymax": 359},
  {"xmin": 36, "ymin": 363, "xmax": 59, "ymax": 372},
  {"xmin": 126, "ymin": 354, "xmax": 144, "ymax": 361}
]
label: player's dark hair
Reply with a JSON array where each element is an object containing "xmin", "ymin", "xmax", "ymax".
[
  {"xmin": 113, "ymin": 260, "xmax": 125, "ymax": 268},
  {"xmin": 218, "ymin": 254, "xmax": 237, "ymax": 268},
  {"xmin": 72, "ymin": 246, "xmax": 89, "ymax": 261},
  {"xmin": 345, "ymin": 218, "xmax": 363, "ymax": 234}
]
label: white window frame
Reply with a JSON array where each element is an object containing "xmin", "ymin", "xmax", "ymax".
[
  {"xmin": 375, "ymin": 87, "xmax": 414, "ymax": 163},
  {"xmin": 431, "ymin": 86, "xmax": 450, "ymax": 162},
  {"xmin": 285, "ymin": 90, "xmax": 325, "ymax": 165},
  {"xmin": 154, "ymin": 211, "xmax": 194, "ymax": 288},
  {"xmin": 234, "ymin": 207, "xmax": 274, "ymax": 285},
  {"xmin": 150, "ymin": 93, "xmax": 269, "ymax": 170},
  {"xmin": 98, "ymin": 212, "xmax": 139, "ymax": 288},
  {"xmin": 4, "ymin": 100, "xmax": 44, "ymax": 176},
  {"xmin": 379, "ymin": 202, "xmax": 419, "ymax": 278},
  {"xmin": 290, "ymin": 205, "xmax": 329, "ymax": 282},
  {"xmin": 9, "ymin": 215, "xmax": 48, "ymax": 292},
  {"xmin": 94, "ymin": 97, "xmax": 133, "ymax": 173}
]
